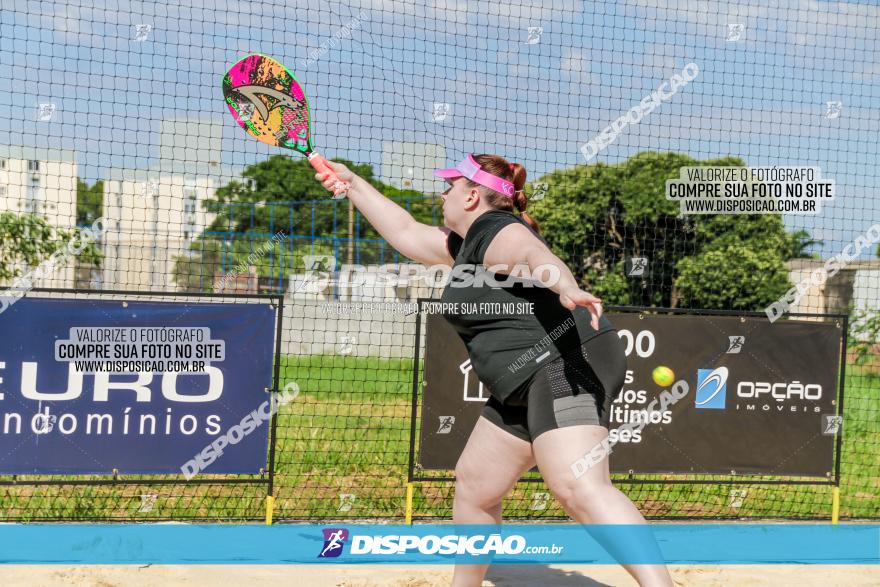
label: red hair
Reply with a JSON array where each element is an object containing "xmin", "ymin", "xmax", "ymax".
[{"xmin": 464, "ymin": 154, "xmax": 540, "ymax": 233}]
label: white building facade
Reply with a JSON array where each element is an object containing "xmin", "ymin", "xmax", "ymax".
[
  {"xmin": 380, "ymin": 141, "xmax": 446, "ymax": 193},
  {"xmin": 102, "ymin": 172, "xmax": 217, "ymax": 291},
  {"xmin": 0, "ymin": 145, "xmax": 78, "ymax": 289}
]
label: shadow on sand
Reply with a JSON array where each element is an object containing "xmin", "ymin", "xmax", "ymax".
[{"xmin": 485, "ymin": 564, "xmax": 617, "ymax": 586}]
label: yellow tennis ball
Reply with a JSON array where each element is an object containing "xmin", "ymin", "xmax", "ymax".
[{"xmin": 652, "ymin": 366, "xmax": 675, "ymax": 387}]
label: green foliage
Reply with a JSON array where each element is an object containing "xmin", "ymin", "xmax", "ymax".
[
  {"xmin": 787, "ymin": 228, "xmax": 822, "ymax": 259},
  {"xmin": 76, "ymin": 179, "xmax": 103, "ymax": 225},
  {"xmin": 532, "ymin": 151, "xmax": 802, "ymax": 310},
  {"xmin": 526, "ymin": 162, "xmax": 614, "ymax": 260},
  {"xmin": 0, "ymin": 212, "xmax": 101, "ymax": 281},
  {"xmin": 204, "ymin": 155, "xmax": 438, "ymax": 238},
  {"xmin": 179, "ymin": 150, "xmax": 814, "ymax": 307},
  {"xmin": 172, "ymin": 233, "xmax": 336, "ymax": 292},
  {"xmin": 582, "ymin": 259, "xmax": 633, "ymax": 305},
  {"xmin": 172, "ymin": 239, "xmax": 222, "ymax": 292},
  {"xmin": 849, "ymin": 308, "xmax": 880, "ymax": 366},
  {"xmin": 674, "ymin": 243, "xmax": 791, "ymax": 310},
  {"xmin": 178, "ymin": 155, "xmax": 440, "ymax": 289},
  {"xmin": 216, "ymin": 236, "xmax": 334, "ymax": 280}
]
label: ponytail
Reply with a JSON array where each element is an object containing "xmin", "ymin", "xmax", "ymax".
[{"xmin": 467, "ymin": 155, "xmax": 541, "ymax": 234}]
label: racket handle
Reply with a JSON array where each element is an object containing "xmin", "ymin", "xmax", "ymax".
[{"xmin": 308, "ymin": 153, "xmax": 349, "ymax": 199}]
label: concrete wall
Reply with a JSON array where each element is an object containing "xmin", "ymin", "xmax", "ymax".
[
  {"xmin": 380, "ymin": 141, "xmax": 446, "ymax": 194},
  {"xmin": 786, "ymin": 259, "xmax": 880, "ymax": 340},
  {"xmin": 281, "ymin": 263, "xmax": 436, "ymax": 358},
  {"xmin": 278, "ymin": 260, "xmax": 880, "ymax": 358},
  {"xmin": 280, "ymin": 298, "xmax": 424, "ymax": 358}
]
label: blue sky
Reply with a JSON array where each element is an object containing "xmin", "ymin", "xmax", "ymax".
[{"xmin": 1, "ymin": 0, "xmax": 878, "ymax": 257}]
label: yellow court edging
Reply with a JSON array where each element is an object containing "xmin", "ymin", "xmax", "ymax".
[
  {"xmin": 405, "ymin": 483, "xmax": 414, "ymax": 525},
  {"xmin": 266, "ymin": 495, "xmax": 276, "ymax": 525},
  {"xmin": 831, "ymin": 486, "xmax": 840, "ymax": 525}
]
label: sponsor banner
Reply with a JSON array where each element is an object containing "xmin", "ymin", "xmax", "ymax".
[
  {"xmin": 0, "ymin": 524, "xmax": 874, "ymax": 564},
  {"xmin": 0, "ymin": 298, "xmax": 275, "ymax": 474},
  {"xmin": 419, "ymin": 311, "xmax": 842, "ymax": 476}
]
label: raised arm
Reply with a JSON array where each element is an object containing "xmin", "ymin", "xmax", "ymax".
[
  {"xmin": 483, "ymin": 223, "xmax": 603, "ymax": 329},
  {"xmin": 317, "ymin": 161, "xmax": 454, "ymax": 267}
]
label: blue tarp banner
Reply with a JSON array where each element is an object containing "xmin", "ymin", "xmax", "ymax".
[
  {"xmin": 0, "ymin": 297, "xmax": 275, "ymax": 475},
  {"xmin": 0, "ymin": 524, "xmax": 875, "ymax": 565}
]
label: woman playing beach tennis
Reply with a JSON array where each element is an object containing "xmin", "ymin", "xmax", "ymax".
[{"xmin": 316, "ymin": 154, "xmax": 672, "ymax": 587}]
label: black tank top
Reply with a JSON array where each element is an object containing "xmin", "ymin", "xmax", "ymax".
[{"xmin": 439, "ymin": 209, "xmax": 615, "ymax": 402}]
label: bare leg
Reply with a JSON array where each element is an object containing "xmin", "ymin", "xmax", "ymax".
[
  {"xmin": 451, "ymin": 416, "xmax": 536, "ymax": 587},
  {"xmin": 532, "ymin": 425, "xmax": 674, "ymax": 587}
]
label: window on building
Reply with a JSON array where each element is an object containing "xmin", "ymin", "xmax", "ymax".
[
  {"xmin": 183, "ymin": 186, "xmax": 198, "ymax": 212},
  {"xmin": 183, "ymin": 186, "xmax": 198, "ymax": 239},
  {"xmin": 27, "ymin": 160, "xmax": 40, "ymax": 172},
  {"xmin": 0, "ymin": 185, "xmax": 6, "ymax": 197},
  {"xmin": 0, "ymin": 159, "xmax": 6, "ymax": 170},
  {"xmin": 25, "ymin": 180, "xmax": 41, "ymax": 213}
]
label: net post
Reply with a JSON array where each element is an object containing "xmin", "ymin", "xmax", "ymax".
[
  {"xmin": 265, "ymin": 495, "xmax": 276, "ymax": 525},
  {"xmin": 831, "ymin": 486, "xmax": 840, "ymax": 525},
  {"xmin": 405, "ymin": 482, "xmax": 414, "ymax": 525}
]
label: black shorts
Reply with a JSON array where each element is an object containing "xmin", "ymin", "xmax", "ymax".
[{"xmin": 481, "ymin": 329, "xmax": 627, "ymax": 443}]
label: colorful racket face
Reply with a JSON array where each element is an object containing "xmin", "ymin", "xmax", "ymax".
[{"xmin": 223, "ymin": 54, "xmax": 315, "ymax": 155}]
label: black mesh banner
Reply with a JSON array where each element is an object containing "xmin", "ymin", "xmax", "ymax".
[{"xmin": 417, "ymin": 309, "xmax": 843, "ymax": 478}]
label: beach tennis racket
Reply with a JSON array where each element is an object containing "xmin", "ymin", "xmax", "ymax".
[{"xmin": 222, "ymin": 53, "xmax": 349, "ymax": 198}]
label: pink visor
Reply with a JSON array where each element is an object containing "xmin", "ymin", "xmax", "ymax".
[{"xmin": 434, "ymin": 154, "xmax": 515, "ymax": 197}]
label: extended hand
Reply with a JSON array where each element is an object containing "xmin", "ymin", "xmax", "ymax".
[
  {"xmin": 315, "ymin": 160, "xmax": 356, "ymax": 193},
  {"xmin": 559, "ymin": 287, "xmax": 603, "ymax": 330}
]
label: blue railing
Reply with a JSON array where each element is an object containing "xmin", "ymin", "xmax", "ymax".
[{"xmin": 199, "ymin": 196, "xmax": 439, "ymax": 293}]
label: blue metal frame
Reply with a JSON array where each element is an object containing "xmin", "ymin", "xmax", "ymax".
[{"xmin": 197, "ymin": 197, "xmax": 438, "ymax": 294}]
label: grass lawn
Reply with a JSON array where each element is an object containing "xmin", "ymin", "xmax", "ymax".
[
  {"xmin": 270, "ymin": 354, "xmax": 880, "ymax": 521},
  {"xmin": 0, "ymin": 354, "xmax": 875, "ymax": 521}
]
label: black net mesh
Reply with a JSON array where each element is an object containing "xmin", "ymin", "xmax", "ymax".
[{"xmin": 0, "ymin": 0, "xmax": 876, "ymax": 521}]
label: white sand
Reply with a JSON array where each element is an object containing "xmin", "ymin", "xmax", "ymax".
[{"xmin": 0, "ymin": 564, "xmax": 877, "ymax": 586}]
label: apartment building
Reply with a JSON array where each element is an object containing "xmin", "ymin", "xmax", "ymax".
[
  {"xmin": 0, "ymin": 145, "xmax": 78, "ymax": 288},
  {"xmin": 102, "ymin": 170, "xmax": 218, "ymax": 291}
]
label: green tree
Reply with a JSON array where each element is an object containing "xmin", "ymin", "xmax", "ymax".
[
  {"xmin": 0, "ymin": 212, "xmax": 101, "ymax": 282},
  {"xmin": 76, "ymin": 179, "xmax": 103, "ymax": 225},
  {"xmin": 172, "ymin": 235, "xmax": 336, "ymax": 292},
  {"xmin": 203, "ymin": 155, "xmax": 438, "ymax": 239},
  {"xmin": 175, "ymin": 155, "xmax": 440, "ymax": 291},
  {"xmin": 786, "ymin": 229, "xmax": 822, "ymax": 259},
  {"xmin": 529, "ymin": 151, "xmax": 796, "ymax": 310},
  {"xmin": 849, "ymin": 306, "xmax": 880, "ymax": 367},
  {"xmin": 172, "ymin": 239, "xmax": 222, "ymax": 292},
  {"xmin": 674, "ymin": 243, "xmax": 791, "ymax": 310}
]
